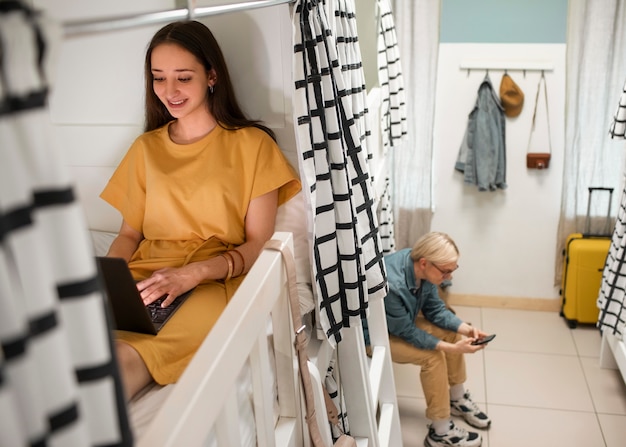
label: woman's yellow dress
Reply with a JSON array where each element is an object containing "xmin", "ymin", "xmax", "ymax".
[{"xmin": 100, "ymin": 123, "xmax": 300, "ymax": 384}]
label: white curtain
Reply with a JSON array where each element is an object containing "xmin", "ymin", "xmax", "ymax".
[
  {"xmin": 556, "ymin": 0, "xmax": 626, "ymax": 282},
  {"xmin": 292, "ymin": 0, "xmax": 388, "ymax": 346},
  {"xmin": 389, "ymin": 0, "xmax": 441, "ymax": 249},
  {"xmin": 0, "ymin": 3, "xmax": 130, "ymax": 446}
]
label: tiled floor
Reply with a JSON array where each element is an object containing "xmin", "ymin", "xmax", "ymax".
[{"xmin": 394, "ymin": 306, "xmax": 626, "ymax": 447}]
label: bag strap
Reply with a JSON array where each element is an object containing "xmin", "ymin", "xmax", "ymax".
[
  {"xmin": 526, "ymin": 71, "xmax": 552, "ymax": 154},
  {"xmin": 264, "ymin": 239, "xmax": 328, "ymax": 447}
]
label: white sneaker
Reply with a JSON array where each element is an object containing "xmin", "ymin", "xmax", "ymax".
[
  {"xmin": 450, "ymin": 391, "xmax": 491, "ymax": 429},
  {"xmin": 424, "ymin": 421, "xmax": 482, "ymax": 447}
]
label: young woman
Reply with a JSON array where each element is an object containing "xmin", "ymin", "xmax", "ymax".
[{"xmin": 100, "ymin": 20, "xmax": 301, "ymax": 400}]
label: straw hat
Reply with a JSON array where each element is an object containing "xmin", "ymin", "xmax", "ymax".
[{"xmin": 499, "ymin": 73, "xmax": 524, "ymax": 118}]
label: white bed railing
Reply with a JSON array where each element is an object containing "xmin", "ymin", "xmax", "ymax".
[{"xmin": 137, "ymin": 231, "xmax": 303, "ymax": 447}]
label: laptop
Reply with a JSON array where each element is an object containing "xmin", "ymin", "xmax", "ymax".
[{"xmin": 96, "ymin": 256, "xmax": 194, "ymax": 335}]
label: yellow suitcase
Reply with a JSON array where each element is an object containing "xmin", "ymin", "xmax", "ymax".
[{"xmin": 560, "ymin": 187, "xmax": 614, "ymax": 328}]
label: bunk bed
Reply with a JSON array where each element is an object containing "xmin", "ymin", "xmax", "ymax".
[
  {"xmin": 58, "ymin": 1, "xmax": 403, "ymax": 446},
  {"xmin": 68, "ymin": 3, "xmax": 316, "ymax": 444},
  {"xmin": 89, "ymin": 230, "xmax": 302, "ymax": 446}
]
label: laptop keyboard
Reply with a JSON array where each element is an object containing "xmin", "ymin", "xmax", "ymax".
[{"xmin": 147, "ymin": 295, "xmax": 185, "ymax": 324}]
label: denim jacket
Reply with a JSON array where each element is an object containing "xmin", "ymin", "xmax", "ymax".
[
  {"xmin": 363, "ymin": 249, "xmax": 462, "ymax": 350},
  {"xmin": 455, "ymin": 75, "xmax": 507, "ymax": 191}
]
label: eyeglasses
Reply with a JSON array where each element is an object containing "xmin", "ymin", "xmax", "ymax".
[{"xmin": 430, "ymin": 261, "xmax": 459, "ymax": 276}]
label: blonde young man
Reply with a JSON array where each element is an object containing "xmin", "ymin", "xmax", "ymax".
[{"xmin": 369, "ymin": 232, "xmax": 492, "ymax": 447}]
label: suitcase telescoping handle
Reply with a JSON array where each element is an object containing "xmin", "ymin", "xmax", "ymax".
[{"xmin": 584, "ymin": 187, "xmax": 614, "ymax": 237}]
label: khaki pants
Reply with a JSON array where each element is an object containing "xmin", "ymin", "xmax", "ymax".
[{"xmin": 388, "ymin": 316, "xmax": 466, "ymax": 421}]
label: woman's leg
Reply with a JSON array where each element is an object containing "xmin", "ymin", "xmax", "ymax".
[{"xmin": 116, "ymin": 341, "xmax": 153, "ymax": 401}]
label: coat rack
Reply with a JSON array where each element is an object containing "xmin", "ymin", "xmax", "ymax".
[{"xmin": 459, "ymin": 59, "xmax": 554, "ymax": 77}]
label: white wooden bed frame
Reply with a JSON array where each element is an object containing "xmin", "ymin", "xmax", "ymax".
[{"xmin": 136, "ymin": 231, "xmax": 309, "ymax": 447}]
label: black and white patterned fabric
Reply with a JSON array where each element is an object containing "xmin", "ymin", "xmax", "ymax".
[
  {"xmin": 609, "ymin": 78, "xmax": 626, "ymax": 139},
  {"xmin": 324, "ymin": 357, "xmax": 351, "ymax": 440},
  {"xmin": 376, "ymin": 0, "xmax": 406, "ymax": 251},
  {"xmin": 293, "ymin": 0, "xmax": 387, "ymax": 345},
  {"xmin": 378, "ymin": 176, "xmax": 396, "ymax": 254},
  {"xmin": 598, "ymin": 182, "xmax": 626, "ymax": 336},
  {"xmin": 377, "ymin": 0, "xmax": 407, "ymax": 150},
  {"xmin": 598, "ymin": 80, "xmax": 626, "ymax": 336},
  {"xmin": 0, "ymin": 3, "xmax": 131, "ymax": 446},
  {"xmin": 331, "ymin": 0, "xmax": 372, "ymax": 166}
]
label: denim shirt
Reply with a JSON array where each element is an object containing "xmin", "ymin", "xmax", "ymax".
[
  {"xmin": 455, "ymin": 75, "xmax": 507, "ymax": 192},
  {"xmin": 364, "ymin": 249, "xmax": 463, "ymax": 350}
]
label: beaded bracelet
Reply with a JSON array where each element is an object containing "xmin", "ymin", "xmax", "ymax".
[
  {"xmin": 220, "ymin": 252, "xmax": 234, "ymax": 281},
  {"xmin": 230, "ymin": 249, "xmax": 246, "ymax": 276}
]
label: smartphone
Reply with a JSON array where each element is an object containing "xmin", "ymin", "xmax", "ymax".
[{"xmin": 471, "ymin": 334, "xmax": 496, "ymax": 345}]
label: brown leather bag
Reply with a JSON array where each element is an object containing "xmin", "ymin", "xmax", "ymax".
[
  {"xmin": 526, "ymin": 152, "xmax": 551, "ymax": 169},
  {"xmin": 526, "ymin": 71, "xmax": 552, "ymax": 169}
]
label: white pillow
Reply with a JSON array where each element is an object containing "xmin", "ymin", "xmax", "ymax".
[
  {"xmin": 274, "ymin": 191, "xmax": 315, "ymax": 315},
  {"xmin": 90, "ymin": 230, "xmax": 117, "ymax": 257}
]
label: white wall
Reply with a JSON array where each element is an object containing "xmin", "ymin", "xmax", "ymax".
[
  {"xmin": 432, "ymin": 43, "xmax": 566, "ymax": 300},
  {"xmin": 37, "ymin": 0, "xmax": 296, "ymax": 233}
]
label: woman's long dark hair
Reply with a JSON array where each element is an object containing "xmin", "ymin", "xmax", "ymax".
[{"xmin": 143, "ymin": 20, "xmax": 275, "ymax": 140}]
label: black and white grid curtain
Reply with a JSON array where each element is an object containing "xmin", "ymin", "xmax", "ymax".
[
  {"xmin": 292, "ymin": 0, "xmax": 388, "ymax": 345},
  {"xmin": 376, "ymin": 0, "xmax": 407, "ymax": 253},
  {"xmin": 598, "ymin": 79, "xmax": 626, "ymax": 336},
  {"xmin": 609, "ymin": 79, "xmax": 626, "ymax": 139},
  {"xmin": 330, "ymin": 0, "xmax": 371, "ymax": 166},
  {"xmin": 378, "ymin": 177, "xmax": 396, "ymax": 253},
  {"xmin": 377, "ymin": 0, "xmax": 407, "ymax": 151},
  {"xmin": 332, "ymin": 0, "xmax": 400, "ymax": 256},
  {"xmin": 0, "ymin": 3, "xmax": 131, "ymax": 446},
  {"xmin": 597, "ymin": 186, "xmax": 626, "ymax": 336}
]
